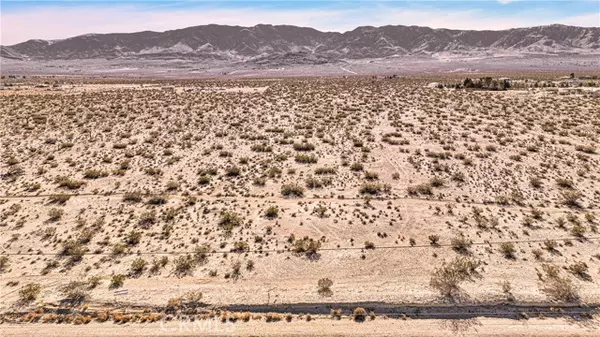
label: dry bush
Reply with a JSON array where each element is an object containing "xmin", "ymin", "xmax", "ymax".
[
  {"xmin": 173, "ymin": 254, "xmax": 196, "ymax": 277},
  {"xmin": 430, "ymin": 257, "xmax": 480, "ymax": 297},
  {"xmin": 292, "ymin": 236, "xmax": 321, "ymax": 258},
  {"xmin": 18, "ymin": 283, "xmax": 41, "ymax": 304},
  {"xmin": 281, "ymin": 184, "xmax": 305, "ymax": 197},
  {"xmin": 109, "ymin": 274, "xmax": 126, "ymax": 289},
  {"xmin": 317, "ymin": 278, "xmax": 333, "ymax": 296},
  {"xmin": 353, "ymin": 307, "xmax": 367, "ymax": 322},
  {"xmin": 218, "ymin": 211, "xmax": 243, "ymax": 232}
]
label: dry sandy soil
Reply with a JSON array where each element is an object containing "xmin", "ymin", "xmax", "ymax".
[{"xmin": 1, "ymin": 74, "xmax": 599, "ymax": 335}]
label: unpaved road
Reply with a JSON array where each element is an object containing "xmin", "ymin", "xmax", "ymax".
[{"xmin": 2, "ymin": 317, "xmax": 599, "ymax": 337}]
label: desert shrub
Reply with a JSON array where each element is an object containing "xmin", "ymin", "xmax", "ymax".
[
  {"xmin": 145, "ymin": 167, "xmax": 162, "ymax": 176},
  {"xmin": 430, "ymin": 177, "xmax": 445, "ymax": 187},
  {"xmin": 138, "ymin": 211, "xmax": 157, "ymax": 228},
  {"xmin": 540, "ymin": 265, "xmax": 579, "ymax": 302},
  {"xmin": 83, "ymin": 169, "xmax": 109, "ymax": 179},
  {"xmin": 218, "ymin": 211, "xmax": 242, "ymax": 232},
  {"xmin": 232, "ymin": 241, "xmax": 249, "ymax": 253},
  {"xmin": 150, "ymin": 257, "xmax": 169, "ymax": 274},
  {"xmin": 452, "ymin": 172, "xmax": 466, "ymax": 182},
  {"xmin": 225, "ymin": 166, "xmax": 241, "ymax": 177},
  {"xmin": 353, "ymin": 307, "xmax": 367, "ymax": 322},
  {"xmin": 193, "ymin": 244, "xmax": 211, "ymax": 265},
  {"xmin": 305, "ymin": 176, "xmax": 324, "ymax": 189},
  {"xmin": 109, "ymin": 274, "xmax": 126, "ymax": 289},
  {"xmin": 571, "ymin": 223, "xmax": 586, "ymax": 238},
  {"xmin": 129, "ymin": 258, "xmax": 148, "ymax": 276},
  {"xmin": 198, "ymin": 175, "xmax": 211, "ymax": 186},
  {"xmin": 315, "ymin": 167, "xmax": 336, "ymax": 175},
  {"xmin": 556, "ymin": 178, "xmax": 574, "ymax": 189},
  {"xmin": 317, "ymin": 278, "xmax": 333, "ymax": 296},
  {"xmin": 364, "ymin": 241, "xmax": 375, "ymax": 249},
  {"xmin": 281, "ymin": 184, "xmax": 305, "ymax": 197},
  {"xmin": 173, "ymin": 254, "xmax": 196, "ymax": 277},
  {"xmin": 165, "ymin": 181, "xmax": 179, "ymax": 191},
  {"xmin": 530, "ymin": 177, "xmax": 542, "ymax": 188},
  {"xmin": 0, "ymin": 256, "xmax": 9, "ymax": 273},
  {"xmin": 292, "ymin": 236, "xmax": 321, "ymax": 258},
  {"xmin": 543, "ymin": 239, "xmax": 558, "ymax": 251},
  {"xmin": 123, "ymin": 191, "xmax": 143, "ymax": 203},
  {"xmin": 295, "ymin": 154, "xmax": 318, "ymax": 164},
  {"xmin": 359, "ymin": 183, "xmax": 383, "ymax": 195},
  {"xmin": 253, "ymin": 177, "xmax": 266, "ymax": 186},
  {"xmin": 48, "ymin": 194, "xmax": 71, "ymax": 205},
  {"xmin": 293, "ymin": 142, "xmax": 315, "ymax": 151},
  {"xmin": 59, "ymin": 280, "xmax": 90, "ymax": 303},
  {"xmin": 147, "ymin": 195, "xmax": 167, "ymax": 205},
  {"xmin": 350, "ymin": 162, "xmax": 363, "ymax": 171},
  {"xmin": 567, "ymin": 261, "xmax": 589, "ymax": 279},
  {"xmin": 19, "ymin": 283, "xmax": 41, "ymax": 303},
  {"xmin": 60, "ymin": 240, "xmax": 85, "ymax": 264},
  {"xmin": 450, "ymin": 235, "xmax": 472, "ymax": 254},
  {"xmin": 47, "ymin": 208, "xmax": 64, "ymax": 221},
  {"xmin": 251, "ymin": 143, "xmax": 272, "ymax": 152},
  {"xmin": 264, "ymin": 206, "xmax": 279, "ymax": 219},
  {"xmin": 364, "ymin": 171, "xmax": 379, "ymax": 180},
  {"xmin": 125, "ymin": 230, "xmax": 142, "ymax": 246},
  {"xmin": 407, "ymin": 183, "xmax": 433, "ymax": 195},
  {"xmin": 330, "ymin": 309, "xmax": 342, "ymax": 320},
  {"xmin": 265, "ymin": 312, "xmax": 283, "ymax": 322},
  {"xmin": 499, "ymin": 242, "xmax": 516, "ymax": 259},
  {"xmin": 561, "ymin": 190, "xmax": 582, "ymax": 207},
  {"xmin": 575, "ymin": 144, "xmax": 596, "ymax": 154},
  {"xmin": 55, "ymin": 176, "xmax": 85, "ymax": 190},
  {"xmin": 428, "ymin": 235, "xmax": 440, "ymax": 246},
  {"xmin": 430, "ymin": 257, "xmax": 480, "ymax": 297}
]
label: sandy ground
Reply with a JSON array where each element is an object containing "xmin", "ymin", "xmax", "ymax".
[
  {"xmin": 2, "ymin": 317, "xmax": 600, "ymax": 337},
  {"xmin": 2, "ymin": 55, "xmax": 600, "ymax": 77},
  {"xmin": 0, "ymin": 75, "xmax": 599, "ymax": 335}
]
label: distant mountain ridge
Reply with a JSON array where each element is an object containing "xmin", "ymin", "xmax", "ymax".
[{"xmin": 1, "ymin": 24, "xmax": 599, "ymax": 62}]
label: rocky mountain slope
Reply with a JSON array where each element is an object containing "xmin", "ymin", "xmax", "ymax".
[{"xmin": 1, "ymin": 24, "xmax": 598, "ymax": 61}]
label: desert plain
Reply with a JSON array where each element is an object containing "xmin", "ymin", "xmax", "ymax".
[{"xmin": 1, "ymin": 73, "xmax": 600, "ymax": 335}]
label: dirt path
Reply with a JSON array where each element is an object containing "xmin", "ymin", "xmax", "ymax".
[{"xmin": 2, "ymin": 317, "xmax": 599, "ymax": 337}]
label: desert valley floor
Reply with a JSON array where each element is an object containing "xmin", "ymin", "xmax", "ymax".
[{"xmin": 1, "ymin": 74, "xmax": 599, "ymax": 335}]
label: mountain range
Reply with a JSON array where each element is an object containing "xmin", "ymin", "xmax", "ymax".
[{"xmin": 1, "ymin": 24, "xmax": 599, "ymax": 62}]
